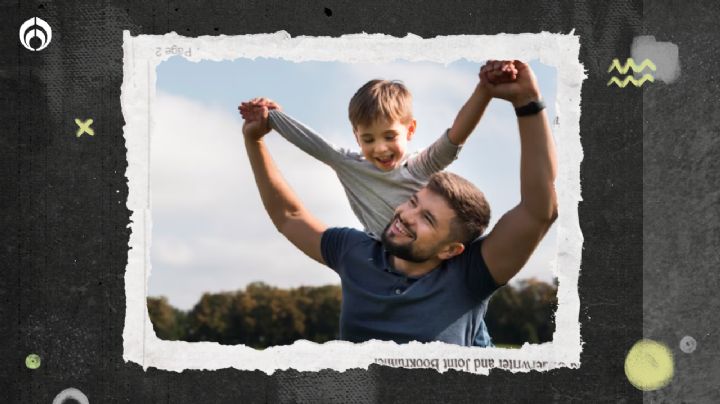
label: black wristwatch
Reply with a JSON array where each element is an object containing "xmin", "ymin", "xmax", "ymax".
[{"xmin": 514, "ymin": 99, "xmax": 545, "ymax": 117}]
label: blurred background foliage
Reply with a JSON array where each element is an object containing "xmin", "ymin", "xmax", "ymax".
[{"xmin": 148, "ymin": 278, "xmax": 557, "ymax": 348}]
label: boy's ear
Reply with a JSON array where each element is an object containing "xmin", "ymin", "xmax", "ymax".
[
  {"xmin": 352, "ymin": 126, "xmax": 361, "ymax": 144},
  {"xmin": 406, "ymin": 119, "xmax": 417, "ymax": 140}
]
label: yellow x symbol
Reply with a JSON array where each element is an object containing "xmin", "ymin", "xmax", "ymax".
[{"xmin": 75, "ymin": 118, "xmax": 94, "ymax": 137}]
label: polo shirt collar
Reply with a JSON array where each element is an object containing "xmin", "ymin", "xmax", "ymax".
[{"xmin": 379, "ymin": 245, "xmax": 443, "ymax": 281}]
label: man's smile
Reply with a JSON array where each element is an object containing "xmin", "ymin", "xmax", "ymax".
[{"xmin": 390, "ymin": 217, "xmax": 415, "ymax": 239}]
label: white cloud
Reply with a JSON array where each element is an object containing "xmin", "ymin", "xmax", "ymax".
[
  {"xmin": 148, "ymin": 93, "xmax": 356, "ymax": 309},
  {"xmin": 153, "ymin": 237, "xmax": 195, "ymax": 267}
]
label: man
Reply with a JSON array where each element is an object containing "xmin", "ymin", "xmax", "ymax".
[{"xmin": 241, "ymin": 60, "xmax": 557, "ymax": 346}]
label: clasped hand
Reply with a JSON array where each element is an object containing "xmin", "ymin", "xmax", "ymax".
[
  {"xmin": 238, "ymin": 97, "xmax": 281, "ymax": 141},
  {"xmin": 479, "ymin": 60, "xmax": 541, "ymax": 107}
]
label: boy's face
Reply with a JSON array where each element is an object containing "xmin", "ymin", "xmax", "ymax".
[{"xmin": 353, "ymin": 118, "xmax": 416, "ymax": 171}]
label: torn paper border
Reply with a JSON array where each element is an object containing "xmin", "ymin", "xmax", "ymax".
[{"xmin": 121, "ymin": 31, "xmax": 585, "ymax": 375}]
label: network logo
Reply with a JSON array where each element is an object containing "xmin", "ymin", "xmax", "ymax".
[
  {"xmin": 19, "ymin": 17, "xmax": 52, "ymax": 51},
  {"xmin": 607, "ymin": 58, "xmax": 656, "ymax": 88}
]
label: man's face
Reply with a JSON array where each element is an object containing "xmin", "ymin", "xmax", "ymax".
[
  {"xmin": 381, "ymin": 188, "xmax": 458, "ymax": 263},
  {"xmin": 354, "ymin": 118, "xmax": 416, "ymax": 171}
]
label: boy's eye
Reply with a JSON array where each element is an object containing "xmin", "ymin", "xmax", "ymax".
[{"xmin": 362, "ymin": 138, "xmax": 374, "ymax": 144}]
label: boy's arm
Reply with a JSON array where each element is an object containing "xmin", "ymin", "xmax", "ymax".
[
  {"xmin": 243, "ymin": 115, "xmax": 327, "ymax": 265},
  {"xmin": 447, "ymin": 84, "xmax": 492, "ymax": 146},
  {"xmin": 268, "ymin": 109, "xmax": 348, "ymax": 166},
  {"xmin": 240, "ymin": 99, "xmax": 348, "ymax": 166},
  {"xmin": 447, "ymin": 61, "xmax": 516, "ymax": 145},
  {"xmin": 405, "ymin": 129, "xmax": 461, "ymax": 180},
  {"xmin": 406, "ymin": 64, "xmax": 514, "ymax": 179}
]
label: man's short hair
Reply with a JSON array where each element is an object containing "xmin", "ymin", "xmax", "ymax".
[
  {"xmin": 426, "ymin": 172, "xmax": 491, "ymax": 246},
  {"xmin": 348, "ymin": 79, "xmax": 413, "ymax": 129}
]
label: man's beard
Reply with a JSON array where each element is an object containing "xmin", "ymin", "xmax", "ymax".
[{"xmin": 380, "ymin": 221, "xmax": 433, "ymax": 263}]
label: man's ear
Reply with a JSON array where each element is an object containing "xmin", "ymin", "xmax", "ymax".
[
  {"xmin": 406, "ymin": 119, "xmax": 417, "ymax": 141},
  {"xmin": 437, "ymin": 242, "xmax": 465, "ymax": 260}
]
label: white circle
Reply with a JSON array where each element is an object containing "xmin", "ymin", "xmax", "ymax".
[
  {"xmin": 52, "ymin": 388, "xmax": 89, "ymax": 404},
  {"xmin": 19, "ymin": 17, "xmax": 52, "ymax": 51},
  {"xmin": 679, "ymin": 335, "xmax": 697, "ymax": 354}
]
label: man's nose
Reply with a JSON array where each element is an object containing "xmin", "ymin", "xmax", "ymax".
[{"xmin": 398, "ymin": 207, "xmax": 417, "ymax": 226}]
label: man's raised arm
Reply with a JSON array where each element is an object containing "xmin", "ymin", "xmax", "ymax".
[
  {"xmin": 241, "ymin": 103, "xmax": 327, "ymax": 264},
  {"xmin": 480, "ymin": 61, "xmax": 559, "ymax": 285}
]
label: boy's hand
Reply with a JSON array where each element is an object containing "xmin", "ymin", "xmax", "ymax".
[
  {"xmin": 239, "ymin": 97, "xmax": 281, "ymax": 120},
  {"xmin": 479, "ymin": 60, "xmax": 540, "ymax": 107},
  {"xmin": 239, "ymin": 98, "xmax": 275, "ymax": 141}
]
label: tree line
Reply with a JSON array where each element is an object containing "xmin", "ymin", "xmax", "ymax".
[{"xmin": 148, "ymin": 279, "xmax": 557, "ymax": 348}]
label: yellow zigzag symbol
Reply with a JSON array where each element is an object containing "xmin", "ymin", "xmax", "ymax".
[
  {"xmin": 607, "ymin": 58, "xmax": 656, "ymax": 74},
  {"xmin": 607, "ymin": 74, "xmax": 655, "ymax": 88}
]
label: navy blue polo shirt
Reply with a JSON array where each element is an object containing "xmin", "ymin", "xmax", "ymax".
[{"xmin": 321, "ymin": 227, "xmax": 500, "ymax": 346}]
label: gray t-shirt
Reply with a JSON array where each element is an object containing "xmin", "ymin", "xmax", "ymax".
[{"xmin": 268, "ymin": 110, "xmax": 462, "ymax": 238}]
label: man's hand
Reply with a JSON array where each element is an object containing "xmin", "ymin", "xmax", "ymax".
[
  {"xmin": 479, "ymin": 60, "xmax": 541, "ymax": 107},
  {"xmin": 480, "ymin": 60, "xmax": 517, "ymax": 85},
  {"xmin": 239, "ymin": 97, "xmax": 281, "ymax": 142}
]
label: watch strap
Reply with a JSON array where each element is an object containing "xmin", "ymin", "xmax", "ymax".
[{"xmin": 514, "ymin": 99, "xmax": 546, "ymax": 117}]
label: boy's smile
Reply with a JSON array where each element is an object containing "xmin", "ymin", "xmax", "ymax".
[{"xmin": 354, "ymin": 118, "xmax": 416, "ymax": 171}]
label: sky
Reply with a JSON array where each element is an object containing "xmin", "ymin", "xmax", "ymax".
[{"xmin": 147, "ymin": 57, "xmax": 559, "ymax": 310}]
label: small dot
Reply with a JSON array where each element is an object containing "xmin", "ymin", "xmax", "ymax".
[
  {"xmin": 679, "ymin": 336, "xmax": 697, "ymax": 354},
  {"xmin": 625, "ymin": 339, "xmax": 674, "ymax": 391},
  {"xmin": 25, "ymin": 353, "xmax": 41, "ymax": 369},
  {"xmin": 324, "ymin": 7, "xmax": 332, "ymax": 17}
]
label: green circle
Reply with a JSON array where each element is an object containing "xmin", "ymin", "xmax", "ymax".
[{"xmin": 25, "ymin": 353, "xmax": 41, "ymax": 369}]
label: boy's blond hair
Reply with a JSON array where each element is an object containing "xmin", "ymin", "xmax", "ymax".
[{"xmin": 348, "ymin": 79, "xmax": 413, "ymax": 129}]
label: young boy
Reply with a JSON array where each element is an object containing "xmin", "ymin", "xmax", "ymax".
[{"xmin": 239, "ymin": 60, "xmax": 517, "ymax": 240}]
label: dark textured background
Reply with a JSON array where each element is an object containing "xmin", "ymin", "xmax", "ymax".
[
  {"xmin": 0, "ymin": 0, "xmax": 710, "ymax": 402},
  {"xmin": 642, "ymin": 2, "xmax": 720, "ymax": 403}
]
